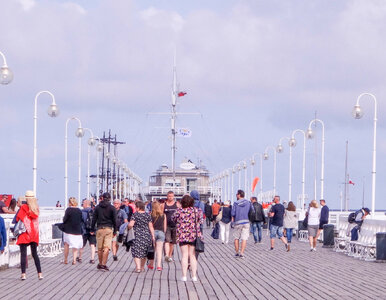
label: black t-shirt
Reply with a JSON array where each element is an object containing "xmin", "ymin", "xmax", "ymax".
[
  {"xmin": 164, "ymin": 202, "xmax": 178, "ymax": 227},
  {"xmin": 152, "ymin": 215, "xmax": 165, "ymax": 231},
  {"xmin": 271, "ymin": 203, "xmax": 285, "ymax": 227},
  {"xmin": 0, "ymin": 201, "xmax": 6, "ymax": 213}
]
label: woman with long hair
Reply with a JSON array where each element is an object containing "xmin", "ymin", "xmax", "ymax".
[
  {"xmin": 62, "ymin": 197, "xmax": 83, "ymax": 265},
  {"xmin": 148, "ymin": 201, "xmax": 167, "ymax": 270},
  {"xmin": 307, "ymin": 200, "xmax": 321, "ymax": 251},
  {"xmin": 16, "ymin": 190, "xmax": 43, "ymax": 280},
  {"xmin": 8, "ymin": 198, "xmax": 17, "ymax": 213},
  {"xmin": 171, "ymin": 195, "xmax": 203, "ymax": 282},
  {"xmin": 283, "ymin": 201, "xmax": 298, "ymax": 251}
]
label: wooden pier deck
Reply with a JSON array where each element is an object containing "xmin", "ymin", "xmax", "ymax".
[{"xmin": 0, "ymin": 229, "xmax": 385, "ymax": 300}]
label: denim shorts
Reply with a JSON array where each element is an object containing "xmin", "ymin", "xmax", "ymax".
[
  {"xmin": 270, "ymin": 225, "xmax": 284, "ymax": 239},
  {"xmin": 154, "ymin": 230, "xmax": 165, "ymax": 242}
]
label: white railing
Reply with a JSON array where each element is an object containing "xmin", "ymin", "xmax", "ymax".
[
  {"xmin": 0, "ymin": 209, "xmax": 64, "ymax": 268},
  {"xmin": 143, "ymin": 186, "xmax": 214, "ymax": 195}
]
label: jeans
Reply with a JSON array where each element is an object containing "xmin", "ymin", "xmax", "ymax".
[
  {"xmin": 251, "ymin": 222, "xmax": 263, "ymax": 242},
  {"xmin": 206, "ymin": 216, "xmax": 211, "ymax": 228},
  {"xmin": 270, "ymin": 225, "xmax": 284, "ymax": 239},
  {"xmin": 285, "ymin": 228, "xmax": 293, "ymax": 243}
]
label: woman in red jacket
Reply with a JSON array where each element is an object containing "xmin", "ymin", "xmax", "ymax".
[{"xmin": 16, "ymin": 190, "xmax": 43, "ymax": 280}]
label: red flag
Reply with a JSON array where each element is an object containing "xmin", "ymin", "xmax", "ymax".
[
  {"xmin": 349, "ymin": 180, "xmax": 355, "ymax": 185},
  {"xmin": 251, "ymin": 177, "xmax": 259, "ymax": 192},
  {"xmin": 178, "ymin": 91, "xmax": 187, "ymax": 97}
]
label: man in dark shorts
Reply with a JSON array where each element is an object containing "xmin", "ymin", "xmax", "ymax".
[
  {"xmin": 163, "ymin": 191, "xmax": 179, "ymax": 262},
  {"xmin": 79, "ymin": 199, "xmax": 96, "ymax": 264}
]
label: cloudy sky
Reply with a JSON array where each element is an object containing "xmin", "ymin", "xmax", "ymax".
[{"xmin": 1, "ymin": 0, "xmax": 386, "ymax": 210}]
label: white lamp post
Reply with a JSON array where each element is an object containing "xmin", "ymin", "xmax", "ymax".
[
  {"xmin": 232, "ymin": 164, "xmax": 238, "ymax": 201},
  {"xmin": 264, "ymin": 146, "xmax": 277, "ymax": 195},
  {"xmin": 94, "ymin": 136, "xmax": 103, "ymax": 196},
  {"xmin": 0, "ymin": 51, "xmax": 13, "ymax": 84},
  {"xmin": 307, "ymin": 119, "xmax": 325, "ymax": 200},
  {"xmin": 352, "ymin": 93, "xmax": 377, "ymax": 215},
  {"xmin": 33, "ymin": 91, "xmax": 59, "ymax": 196},
  {"xmin": 290, "ymin": 129, "xmax": 306, "ymax": 211},
  {"xmin": 83, "ymin": 128, "xmax": 95, "ymax": 200},
  {"xmin": 277, "ymin": 137, "xmax": 291, "ymax": 202},
  {"xmin": 251, "ymin": 153, "xmax": 263, "ymax": 201},
  {"xmin": 65, "ymin": 117, "xmax": 84, "ymax": 208}
]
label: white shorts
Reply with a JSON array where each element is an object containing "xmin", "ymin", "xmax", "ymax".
[{"xmin": 233, "ymin": 223, "xmax": 250, "ymax": 240}]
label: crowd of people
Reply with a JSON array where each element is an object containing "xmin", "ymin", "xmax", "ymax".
[{"xmin": 3, "ymin": 188, "xmax": 371, "ymax": 283}]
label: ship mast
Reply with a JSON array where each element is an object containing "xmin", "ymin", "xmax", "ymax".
[{"xmin": 171, "ymin": 54, "xmax": 177, "ymax": 184}]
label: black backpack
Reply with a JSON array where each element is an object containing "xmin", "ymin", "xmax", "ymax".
[
  {"xmin": 85, "ymin": 210, "xmax": 93, "ymax": 230},
  {"xmin": 348, "ymin": 210, "xmax": 361, "ymax": 223}
]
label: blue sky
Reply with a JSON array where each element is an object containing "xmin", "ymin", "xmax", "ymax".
[{"xmin": 1, "ymin": 0, "xmax": 386, "ymax": 210}]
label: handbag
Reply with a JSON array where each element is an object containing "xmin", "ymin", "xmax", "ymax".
[
  {"xmin": 14, "ymin": 220, "xmax": 27, "ymax": 238},
  {"xmin": 215, "ymin": 208, "xmax": 223, "ymax": 223},
  {"xmin": 147, "ymin": 242, "xmax": 155, "ymax": 260},
  {"xmin": 194, "ymin": 208, "xmax": 205, "ymax": 253}
]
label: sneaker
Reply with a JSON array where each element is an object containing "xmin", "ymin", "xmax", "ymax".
[
  {"xmin": 239, "ymin": 254, "xmax": 245, "ymax": 259},
  {"xmin": 156, "ymin": 267, "xmax": 163, "ymax": 271},
  {"xmin": 192, "ymin": 276, "xmax": 198, "ymax": 282},
  {"xmin": 38, "ymin": 274, "xmax": 44, "ymax": 280},
  {"xmin": 21, "ymin": 274, "xmax": 26, "ymax": 280},
  {"xmin": 102, "ymin": 265, "xmax": 109, "ymax": 271},
  {"xmin": 310, "ymin": 248, "xmax": 314, "ymax": 252},
  {"xmin": 313, "ymin": 248, "xmax": 317, "ymax": 252},
  {"xmin": 97, "ymin": 264, "xmax": 103, "ymax": 270},
  {"xmin": 181, "ymin": 276, "xmax": 187, "ymax": 282},
  {"xmin": 113, "ymin": 255, "xmax": 118, "ymax": 261},
  {"xmin": 254, "ymin": 241, "xmax": 258, "ymax": 244},
  {"xmin": 234, "ymin": 253, "xmax": 240, "ymax": 258},
  {"xmin": 167, "ymin": 257, "xmax": 173, "ymax": 262},
  {"xmin": 285, "ymin": 244, "xmax": 288, "ymax": 250},
  {"xmin": 90, "ymin": 259, "xmax": 95, "ymax": 264},
  {"xmin": 270, "ymin": 247, "xmax": 274, "ymax": 250},
  {"xmin": 287, "ymin": 244, "xmax": 290, "ymax": 252},
  {"xmin": 164, "ymin": 256, "xmax": 169, "ymax": 262}
]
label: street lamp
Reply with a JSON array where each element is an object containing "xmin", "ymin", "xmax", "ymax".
[
  {"xmin": 94, "ymin": 137, "xmax": 103, "ymax": 196},
  {"xmin": 352, "ymin": 93, "xmax": 377, "ymax": 215},
  {"xmin": 307, "ymin": 119, "xmax": 325, "ymax": 200},
  {"xmin": 0, "ymin": 51, "xmax": 13, "ymax": 85},
  {"xmin": 65, "ymin": 117, "xmax": 83, "ymax": 208},
  {"xmin": 290, "ymin": 129, "xmax": 306, "ymax": 211},
  {"xmin": 33, "ymin": 91, "xmax": 59, "ymax": 196},
  {"xmin": 83, "ymin": 128, "xmax": 95, "ymax": 200},
  {"xmin": 251, "ymin": 153, "xmax": 263, "ymax": 201},
  {"xmin": 264, "ymin": 146, "xmax": 277, "ymax": 195},
  {"xmin": 277, "ymin": 137, "xmax": 291, "ymax": 202}
]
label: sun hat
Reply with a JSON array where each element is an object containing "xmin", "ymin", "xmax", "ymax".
[{"xmin": 25, "ymin": 190, "xmax": 35, "ymax": 198}]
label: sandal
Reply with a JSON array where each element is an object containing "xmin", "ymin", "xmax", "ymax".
[
  {"xmin": 61, "ymin": 260, "xmax": 68, "ymax": 265},
  {"xmin": 77, "ymin": 258, "xmax": 82, "ymax": 263},
  {"xmin": 72, "ymin": 261, "xmax": 76, "ymax": 265},
  {"xmin": 148, "ymin": 265, "xmax": 154, "ymax": 270},
  {"xmin": 89, "ymin": 259, "xmax": 95, "ymax": 264},
  {"xmin": 135, "ymin": 269, "xmax": 141, "ymax": 273},
  {"xmin": 21, "ymin": 274, "xmax": 26, "ymax": 280}
]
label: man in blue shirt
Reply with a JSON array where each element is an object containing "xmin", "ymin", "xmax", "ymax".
[
  {"xmin": 269, "ymin": 196, "xmax": 289, "ymax": 251},
  {"xmin": 317, "ymin": 199, "xmax": 329, "ymax": 239}
]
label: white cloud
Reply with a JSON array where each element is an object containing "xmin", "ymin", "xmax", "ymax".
[{"xmin": 17, "ymin": 0, "xmax": 35, "ymax": 11}]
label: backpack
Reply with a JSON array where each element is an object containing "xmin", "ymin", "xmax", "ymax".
[
  {"xmin": 85, "ymin": 210, "xmax": 93, "ymax": 230},
  {"xmin": 348, "ymin": 210, "xmax": 361, "ymax": 223}
]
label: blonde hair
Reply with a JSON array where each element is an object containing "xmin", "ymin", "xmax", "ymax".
[
  {"xmin": 26, "ymin": 197, "xmax": 40, "ymax": 216},
  {"xmin": 69, "ymin": 197, "xmax": 78, "ymax": 207},
  {"xmin": 310, "ymin": 200, "xmax": 318, "ymax": 208},
  {"xmin": 151, "ymin": 201, "xmax": 163, "ymax": 218}
]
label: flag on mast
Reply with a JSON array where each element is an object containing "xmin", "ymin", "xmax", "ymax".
[{"xmin": 178, "ymin": 91, "xmax": 187, "ymax": 97}]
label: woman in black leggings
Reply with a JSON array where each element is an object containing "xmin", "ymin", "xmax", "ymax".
[{"xmin": 16, "ymin": 191, "xmax": 43, "ymax": 280}]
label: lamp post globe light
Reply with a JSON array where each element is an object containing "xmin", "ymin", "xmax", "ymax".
[
  {"xmin": 290, "ymin": 129, "xmax": 307, "ymax": 211},
  {"xmin": 307, "ymin": 118, "xmax": 325, "ymax": 200},
  {"xmin": 264, "ymin": 146, "xmax": 277, "ymax": 195},
  {"xmin": 83, "ymin": 128, "xmax": 95, "ymax": 201},
  {"xmin": 352, "ymin": 93, "xmax": 377, "ymax": 215},
  {"xmin": 33, "ymin": 91, "xmax": 59, "ymax": 196},
  {"xmin": 64, "ymin": 117, "xmax": 83, "ymax": 209},
  {"xmin": 0, "ymin": 51, "xmax": 13, "ymax": 85}
]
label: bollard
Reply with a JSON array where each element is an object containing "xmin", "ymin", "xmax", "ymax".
[
  {"xmin": 322, "ymin": 224, "xmax": 334, "ymax": 247},
  {"xmin": 52, "ymin": 224, "xmax": 63, "ymax": 239},
  {"xmin": 376, "ymin": 232, "xmax": 386, "ymax": 263}
]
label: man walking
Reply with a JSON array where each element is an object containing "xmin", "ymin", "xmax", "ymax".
[
  {"xmin": 212, "ymin": 200, "xmax": 221, "ymax": 228},
  {"xmin": 91, "ymin": 192, "xmax": 117, "ymax": 271},
  {"xmin": 232, "ymin": 190, "xmax": 253, "ymax": 259},
  {"xmin": 269, "ymin": 196, "xmax": 288, "ymax": 250},
  {"xmin": 78, "ymin": 200, "xmax": 96, "ymax": 264},
  {"xmin": 317, "ymin": 199, "xmax": 329, "ymax": 239},
  {"xmin": 249, "ymin": 197, "xmax": 266, "ymax": 243},
  {"xmin": 204, "ymin": 201, "xmax": 212, "ymax": 228},
  {"xmin": 163, "ymin": 191, "xmax": 179, "ymax": 262},
  {"xmin": 112, "ymin": 199, "xmax": 128, "ymax": 261}
]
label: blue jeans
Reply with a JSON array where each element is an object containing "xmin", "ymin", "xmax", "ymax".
[
  {"xmin": 251, "ymin": 221, "xmax": 263, "ymax": 242},
  {"xmin": 285, "ymin": 228, "xmax": 293, "ymax": 243}
]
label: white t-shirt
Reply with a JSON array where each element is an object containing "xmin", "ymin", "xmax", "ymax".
[{"xmin": 308, "ymin": 207, "xmax": 321, "ymax": 226}]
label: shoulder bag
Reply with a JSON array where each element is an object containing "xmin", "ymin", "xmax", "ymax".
[
  {"xmin": 215, "ymin": 208, "xmax": 223, "ymax": 223},
  {"xmin": 194, "ymin": 208, "xmax": 205, "ymax": 253},
  {"xmin": 14, "ymin": 220, "xmax": 27, "ymax": 238}
]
